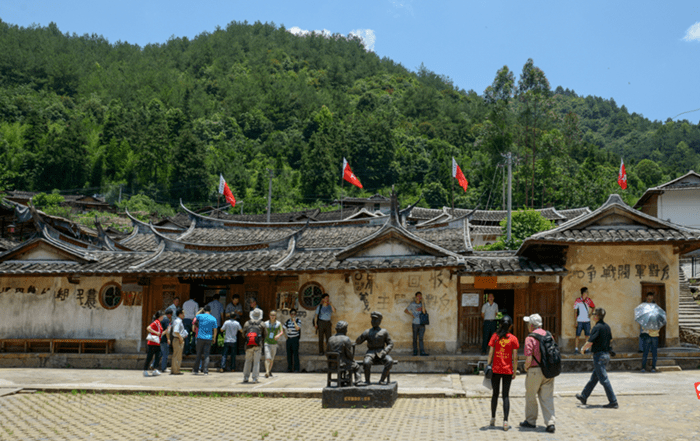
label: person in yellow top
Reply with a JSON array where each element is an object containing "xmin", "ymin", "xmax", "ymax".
[{"xmin": 641, "ymin": 292, "xmax": 662, "ymax": 373}]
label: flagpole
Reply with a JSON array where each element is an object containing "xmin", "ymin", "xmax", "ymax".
[
  {"xmin": 340, "ymin": 178, "xmax": 344, "ymax": 220},
  {"xmin": 451, "ymin": 174, "xmax": 455, "ymax": 216}
]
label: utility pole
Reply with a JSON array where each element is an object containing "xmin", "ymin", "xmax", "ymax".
[
  {"xmin": 507, "ymin": 152, "xmax": 512, "ymax": 242},
  {"xmin": 266, "ymin": 169, "xmax": 273, "ymax": 223}
]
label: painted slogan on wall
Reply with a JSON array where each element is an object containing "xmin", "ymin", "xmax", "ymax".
[
  {"xmin": 567, "ymin": 263, "xmax": 670, "ymax": 283},
  {"xmin": 351, "ymin": 270, "xmax": 452, "ymax": 313},
  {"xmin": 0, "ymin": 279, "xmax": 138, "ymax": 308}
]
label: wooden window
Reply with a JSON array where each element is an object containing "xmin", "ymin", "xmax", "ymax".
[
  {"xmin": 99, "ymin": 283, "xmax": 122, "ymax": 310},
  {"xmin": 299, "ymin": 282, "xmax": 324, "ymax": 310}
]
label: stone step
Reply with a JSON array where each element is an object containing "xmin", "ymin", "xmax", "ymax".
[{"xmin": 657, "ymin": 365, "xmax": 682, "ymax": 372}]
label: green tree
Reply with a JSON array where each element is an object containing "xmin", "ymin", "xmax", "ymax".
[{"xmin": 484, "ymin": 209, "xmax": 555, "ymax": 250}]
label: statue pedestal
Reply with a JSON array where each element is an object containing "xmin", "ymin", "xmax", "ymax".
[{"xmin": 322, "ymin": 382, "xmax": 398, "ymax": 408}]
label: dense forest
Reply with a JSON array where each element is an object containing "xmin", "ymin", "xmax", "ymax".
[{"xmin": 1, "ymin": 19, "xmax": 699, "ymax": 214}]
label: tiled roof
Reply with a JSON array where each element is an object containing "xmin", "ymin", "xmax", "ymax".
[
  {"xmin": 521, "ymin": 194, "xmax": 700, "ymax": 253},
  {"xmin": 180, "ymin": 227, "xmax": 298, "ymax": 245},
  {"xmin": 634, "ymin": 171, "xmax": 700, "ymax": 209},
  {"xmin": 406, "ymin": 207, "xmax": 443, "ymax": 220},
  {"xmin": 462, "ymin": 207, "xmax": 565, "ymax": 222},
  {"xmin": 470, "ymin": 226, "xmax": 502, "ymax": 235},
  {"xmin": 296, "ymin": 225, "xmax": 382, "ymax": 249},
  {"xmin": 464, "ymin": 256, "xmax": 566, "ymax": 274},
  {"xmin": 556, "ymin": 207, "xmax": 591, "ymax": 221},
  {"xmin": 413, "ymin": 227, "xmax": 469, "ymax": 254},
  {"xmin": 119, "ymin": 232, "xmax": 160, "ymax": 252},
  {"xmin": 0, "ymin": 238, "xmax": 18, "ymax": 251}
]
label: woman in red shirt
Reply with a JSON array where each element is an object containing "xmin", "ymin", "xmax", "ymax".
[
  {"xmin": 143, "ymin": 310, "xmax": 165, "ymax": 377},
  {"xmin": 487, "ymin": 315, "xmax": 519, "ymax": 431}
]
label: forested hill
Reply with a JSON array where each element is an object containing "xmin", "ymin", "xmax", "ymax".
[{"xmin": 1, "ymin": 20, "xmax": 698, "ymax": 213}]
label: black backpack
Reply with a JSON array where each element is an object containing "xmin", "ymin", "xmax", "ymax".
[
  {"xmin": 529, "ymin": 331, "xmax": 561, "ymax": 379},
  {"xmin": 245, "ymin": 320, "xmax": 264, "ymax": 347}
]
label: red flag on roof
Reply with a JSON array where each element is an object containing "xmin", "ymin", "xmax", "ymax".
[
  {"xmin": 342, "ymin": 158, "xmax": 363, "ymax": 188},
  {"xmin": 218, "ymin": 174, "xmax": 236, "ymax": 207},
  {"xmin": 452, "ymin": 157, "xmax": 468, "ymax": 192},
  {"xmin": 617, "ymin": 158, "xmax": 627, "ymax": 190}
]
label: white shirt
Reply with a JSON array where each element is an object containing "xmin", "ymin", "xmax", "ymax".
[
  {"xmin": 183, "ymin": 299, "xmax": 199, "ymax": 319},
  {"xmin": 481, "ymin": 302, "xmax": 499, "ymax": 320}
]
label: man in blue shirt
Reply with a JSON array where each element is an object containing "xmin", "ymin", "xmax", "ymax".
[{"xmin": 193, "ymin": 305, "xmax": 218, "ymax": 375}]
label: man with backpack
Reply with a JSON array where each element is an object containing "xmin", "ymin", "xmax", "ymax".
[
  {"xmin": 242, "ymin": 308, "xmax": 265, "ymax": 383},
  {"xmin": 521, "ymin": 313, "xmax": 556, "ymax": 434},
  {"xmin": 576, "ymin": 308, "xmax": 618, "ymax": 409}
]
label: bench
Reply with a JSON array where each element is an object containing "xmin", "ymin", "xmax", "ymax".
[{"xmin": 0, "ymin": 338, "xmax": 115, "ymax": 354}]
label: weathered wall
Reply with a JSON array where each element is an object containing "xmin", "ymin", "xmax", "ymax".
[
  {"xmin": 294, "ymin": 269, "xmax": 458, "ymax": 354},
  {"xmin": 658, "ymin": 189, "xmax": 700, "ymax": 229},
  {"xmin": 562, "ymin": 244, "xmax": 679, "ymax": 350},
  {"xmin": 0, "ymin": 276, "xmax": 142, "ymax": 352}
]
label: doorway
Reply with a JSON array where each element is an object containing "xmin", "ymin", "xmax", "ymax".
[
  {"xmin": 485, "ymin": 289, "xmax": 515, "ymax": 321},
  {"xmin": 640, "ymin": 283, "xmax": 666, "ymax": 347}
]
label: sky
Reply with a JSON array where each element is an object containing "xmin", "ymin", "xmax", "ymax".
[{"xmin": 2, "ymin": 1, "xmax": 700, "ymax": 123}]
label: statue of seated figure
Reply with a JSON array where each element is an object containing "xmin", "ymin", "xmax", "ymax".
[{"xmin": 355, "ymin": 311, "xmax": 394, "ymax": 384}]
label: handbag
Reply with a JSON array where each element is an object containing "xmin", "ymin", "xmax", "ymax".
[
  {"xmin": 484, "ymin": 364, "xmax": 493, "ymax": 380},
  {"xmin": 419, "ymin": 312, "xmax": 430, "ymax": 326},
  {"xmin": 146, "ymin": 333, "xmax": 160, "ymax": 344}
]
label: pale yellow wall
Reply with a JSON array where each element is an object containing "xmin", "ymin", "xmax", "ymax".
[
  {"xmin": 562, "ymin": 244, "xmax": 678, "ymax": 350},
  {"xmin": 0, "ymin": 276, "xmax": 142, "ymax": 352},
  {"xmin": 295, "ymin": 269, "xmax": 458, "ymax": 354}
]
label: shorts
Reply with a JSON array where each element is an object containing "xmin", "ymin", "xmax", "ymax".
[
  {"xmin": 264, "ymin": 344, "xmax": 278, "ymax": 360},
  {"xmin": 576, "ymin": 321, "xmax": 591, "ymax": 337}
]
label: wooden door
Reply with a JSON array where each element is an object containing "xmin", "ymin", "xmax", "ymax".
[
  {"xmin": 641, "ymin": 283, "xmax": 666, "ymax": 347},
  {"xmin": 515, "ymin": 280, "xmax": 561, "ymax": 345},
  {"xmin": 458, "ymin": 286, "xmax": 483, "ymax": 350}
]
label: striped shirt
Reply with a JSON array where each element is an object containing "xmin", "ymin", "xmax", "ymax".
[{"xmin": 284, "ymin": 318, "xmax": 302, "ymax": 338}]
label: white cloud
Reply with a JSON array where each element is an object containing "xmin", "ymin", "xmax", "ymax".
[
  {"xmin": 287, "ymin": 27, "xmax": 376, "ymax": 52},
  {"xmin": 683, "ymin": 22, "xmax": 700, "ymax": 42},
  {"xmin": 349, "ymin": 29, "xmax": 376, "ymax": 52},
  {"xmin": 288, "ymin": 26, "xmax": 331, "ymax": 38},
  {"xmin": 389, "ymin": 0, "xmax": 414, "ymax": 16}
]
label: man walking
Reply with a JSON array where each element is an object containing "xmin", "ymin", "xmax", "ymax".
[
  {"xmin": 574, "ymin": 287, "xmax": 595, "ymax": 353},
  {"xmin": 520, "ymin": 313, "xmax": 555, "ymax": 434},
  {"xmin": 576, "ymin": 308, "xmax": 618, "ymax": 409},
  {"xmin": 243, "ymin": 308, "xmax": 265, "ymax": 383},
  {"xmin": 481, "ymin": 293, "xmax": 498, "ymax": 355}
]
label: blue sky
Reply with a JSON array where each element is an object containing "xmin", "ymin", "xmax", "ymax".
[{"xmin": 2, "ymin": 0, "xmax": 700, "ymax": 123}]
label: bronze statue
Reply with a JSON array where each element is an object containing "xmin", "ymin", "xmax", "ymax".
[
  {"xmin": 355, "ymin": 311, "xmax": 394, "ymax": 384},
  {"xmin": 327, "ymin": 321, "xmax": 361, "ymax": 385}
]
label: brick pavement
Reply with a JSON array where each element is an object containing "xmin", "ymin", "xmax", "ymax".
[{"xmin": 1, "ymin": 370, "xmax": 699, "ymax": 440}]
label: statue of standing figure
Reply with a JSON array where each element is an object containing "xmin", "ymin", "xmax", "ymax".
[{"xmin": 355, "ymin": 311, "xmax": 394, "ymax": 384}]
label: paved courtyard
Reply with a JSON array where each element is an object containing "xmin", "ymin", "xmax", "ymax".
[{"xmin": 0, "ymin": 369, "xmax": 699, "ymax": 440}]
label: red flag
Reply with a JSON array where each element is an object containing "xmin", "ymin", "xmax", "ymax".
[
  {"xmin": 452, "ymin": 157, "xmax": 468, "ymax": 192},
  {"xmin": 342, "ymin": 158, "xmax": 363, "ymax": 188},
  {"xmin": 617, "ymin": 158, "xmax": 627, "ymax": 190},
  {"xmin": 218, "ymin": 174, "xmax": 236, "ymax": 207}
]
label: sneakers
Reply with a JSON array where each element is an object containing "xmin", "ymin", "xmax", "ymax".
[
  {"xmin": 264, "ymin": 373, "xmax": 269, "ymax": 378},
  {"xmin": 574, "ymin": 347, "xmax": 579, "ymax": 354},
  {"xmin": 575, "ymin": 393, "xmax": 587, "ymax": 406},
  {"xmin": 219, "ymin": 368, "xmax": 224, "ymax": 373},
  {"xmin": 546, "ymin": 425, "xmax": 555, "ymax": 433},
  {"xmin": 503, "ymin": 421, "xmax": 509, "ymax": 431},
  {"xmin": 243, "ymin": 379, "xmax": 249, "ymax": 383},
  {"xmin": 152, "ymin": 370, "xmax": 161, "ymax": 376},
  {"xmin": 651, "ymin": 369, "xmax": 657, "ymax": 373},
  {"xmin": 603, "ymin": 401, "xmax": 619, "ymax": 409},
  {"xmin": 489, "ymin": 418, "xmax": 495, "ymax": 427},
  {"xmin": 413, "ymin": 351, "xmax": 418, "ymax": 356},
  {"xmin": 420, "ymin": 352, "xmax": 430, "ymax": 356},
  {"xmin": 519, "ymin": 421, "xmax": 536, "ymax": 429},
  {"xmin": 641, "ymin": 369, "xmax": 646, "ymax": 373},
  {"xmin": 143, "ymin": 370, "xmax": 150, "ymax": 377}
]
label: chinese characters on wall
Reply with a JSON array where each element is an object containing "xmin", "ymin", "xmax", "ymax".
[
  {"xmin": 351, "ymin": 270, "xmax": 452, "ymax": 313},
  {"xmin": 568, "ymin": 263, "xmax": 670, "ymax": 283}
]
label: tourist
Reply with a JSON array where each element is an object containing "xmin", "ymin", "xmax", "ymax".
[
  {"xmin": 574, "ymin": 287, "xmax": 595, "ymax": 353},
  {"xmin": 576, "ymin": 308, "xmax": 618, "ymax": 408},
  {"xmin": 170, "ymin": 308, "xmax": 187, "ymax": 375},
  {"xmin": 192, "ymin": 305, "xmax": 218, "ymax": 375},
  {"xmin": 404, "ymin": 291, "xmax": 429, "ymax": 356},
  {"xmin": 263, "ymin": 310, "xmax": 284, "ymax": 377},
  {"xmin": 486, "ymin": 316, "xmax": 518, "ymax": 431},
  {"xmin": 314, "ymin": 294, "xmax": 335, "ymax": 355},
  {"xmin": 521, "ymin": 313, "xmax": 556, "ymax": 433},
  {"xmin": 284, "ymin": 308, "xmax": 302, "ymax": 373},
  {"xmin": 182, "ymin": 297, "xmax": 199, "ymax": 355},
  {"xmin": 143, "ymin": 310, "xmax": 164, "ymax": 377},
  {"xmin": 243, "ymin": 308, "xmax": 265, "ymax": 383},
  {"xmin": 481, "ymin": 293, "xmax": 498, "ymax": 355},
  {"xmin": 220, "ymin": 312, "xmax": 241, "ymax": 372}
]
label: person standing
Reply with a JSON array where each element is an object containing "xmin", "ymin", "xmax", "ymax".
[
  {"xmin": 404, "ymin": 292, "xmax": 429, "ymax": 356},
  {"xmin": 143, "ymin": 310, "xmax": 164, "ymax": 377},
  {"xmin": 487, "ymin": 316, "xmax": 518, "ymax": 431},
  {"xmin": 576, "ymin": 308, "xmax": 618, "ymax": 409},
  {"xmin": 520, "ymin": 313, "xmax": 556, "ymax": 433},
  {"xmin": 165, "ymin": 297, "xmax": 180, "ymax": 317},
  {"xmin": 170, "ymin": 308, "xmax": 187, "ymax": 375},
  {"xmin": 225, "ymin": 294, "xmax": 243, "ymax": 323},
  {"xmin": 481, "ymin": 293, "xmax": 498, "ymax": 355},
  {"xmin": 192, "ymin": 305, "xmax": 218, "ymax": 375},
  {"xmin": 158, "ymin": 310, "xmax": 173, "ymax": 373},
  {"xmin": 314, "ymin": 294, "xmax": 336, "ymax": 355},
  {"xmin": 182, "ymin": 297, "xmax": 199, "ymax": 355},
  {"xmin": 574, "ymin": 287, "xmax": 595, "ymax": 353},
  {"xmin": 263, "ymin": 310, "xmax": 284, "ymax": 378},
  {"xmin": 243, "ymin": 308, "xmax": 265, "ymax": 383},
  {"xmin": 219, "ymin": 313, "xmax": 241, "ymax": 373},
  {"xmin": 641, "ymin": 293, "xmax": 662, "ymax": 373},
  {"xmin": 284, "ymin": 308, "xmax": 302, "ymax": 373}
]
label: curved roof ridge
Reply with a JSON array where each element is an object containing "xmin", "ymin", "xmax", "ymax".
[
  {"xmin": 176, "ymin": 219, "xmax": 197, "ymax": 241},
  {"xmin": 128, "ymin": 240, "xmax": 166, "ymax": 270}
]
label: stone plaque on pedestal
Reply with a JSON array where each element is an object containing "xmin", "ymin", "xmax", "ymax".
[{"xmin": 322, "ymin": 382, "xmax": 398, "ymax": 408}]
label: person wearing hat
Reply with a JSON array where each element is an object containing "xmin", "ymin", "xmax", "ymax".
[
  {"xmin": 520, "ymin": 313, "xmax": 555, "ymax": 434},
  {"xmin": 328, "ymin": 321, "xmax": 361, "ymax": 385},
  {"xmin": 356, "ymin": 311, "xmax": 394, "ymax": 384},
  {"xmin": 242, "ymin": 308, "xmax": 265, "ymax": 383}
]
